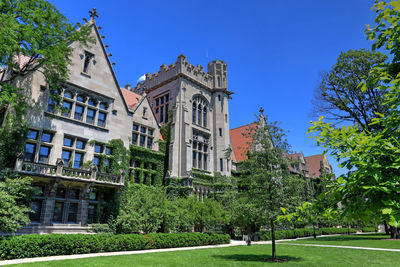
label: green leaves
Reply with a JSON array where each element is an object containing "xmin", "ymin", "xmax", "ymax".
[
  {"xmin": 0, "ymin": 172, "xmax": 33, "ymax": 233},
  {"xmin": 382, "ymin": 208, "xmax": 392, "ymax": 214},
  {"xmin": 308, "ymin": 1, "xmax": 400, "ymax": 228}
]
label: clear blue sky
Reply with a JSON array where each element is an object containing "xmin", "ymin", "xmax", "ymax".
[{"xmin": 49, "ymin": 0, "xmax": 376, "ymax": 176}]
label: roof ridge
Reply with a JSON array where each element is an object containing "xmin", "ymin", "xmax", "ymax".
[{"xmin": 230, "ymin": 122, "xmax": 257, "ymax": 131}]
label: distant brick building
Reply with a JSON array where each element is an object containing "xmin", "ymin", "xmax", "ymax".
[{"xmin": 229, "ymin": 117, "xmax": 334, "ymax": 179}]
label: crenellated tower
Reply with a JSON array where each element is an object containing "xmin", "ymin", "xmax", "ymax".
[{"xmin": 208, "ymin": 60, "xmax": 231, "ymax": 176}]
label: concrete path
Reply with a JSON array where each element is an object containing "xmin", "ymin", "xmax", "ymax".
[{"xmin": 279, "ymin": 243, "xmax": 400, "ymax": 252}]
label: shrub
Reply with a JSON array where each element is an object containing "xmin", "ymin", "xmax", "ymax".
[
  {"xmin": 0, "ymin": 233, "xmax": 230, "ymax": 260},
  {"xmin": 90, "ymin": 224, "xmax": 114, "ymax": 233},
  {"xmin": 258, "ymin": 227, "xmax": 357, "ymax": 241},
  {"xmin": 361, "ymin": 227, "xmax": 377, "ymax": 232}
]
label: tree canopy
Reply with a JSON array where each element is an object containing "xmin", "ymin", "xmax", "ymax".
[
  {"xmin": 309, "ymin": 0, "xmax": 400, "ymax": 236},
  {"xmin": 312, "ymin": 49, "xmax": 388, "ymax": 131},
  {"xmin": 0, "ymin": 0, "xmax": 92, "ymax": 168}
]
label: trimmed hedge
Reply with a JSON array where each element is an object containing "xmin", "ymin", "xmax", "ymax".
[
  {"xmin": 361, "ymin": 227, "xmax": 377, "ymax": 232},
  {"xmin": 258, "ymin": 227, "xmax": 357, "ymax": 241},
  {"xmin": 0, "ymin": 233, "xmax": 230, "ymax": 260}
]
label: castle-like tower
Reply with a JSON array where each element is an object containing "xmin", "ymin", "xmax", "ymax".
[{"xmin": 133, "ymin": 55, "xmax": 233, "ymax": 184}]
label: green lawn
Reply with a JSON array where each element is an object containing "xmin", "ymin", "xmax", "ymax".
[
  {"xmin": 9, "ymin": 243, "xmax": 400, "ymax": 267},
  {"xmin": 280, "ymin": 233, "xmax": 400, "ymax": 249}
]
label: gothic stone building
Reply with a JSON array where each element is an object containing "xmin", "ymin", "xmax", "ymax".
[
  {"xmin": 132, "ymin": 55, "xmax": 234, "ymax": 195},
  {"xmin": 10, "ymin": 18, "xmax": 160, "ymax": 233}
]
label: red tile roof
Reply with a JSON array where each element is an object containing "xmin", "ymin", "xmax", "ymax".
[
  {"xmin": 230, "ymin": 122, "xmax": 257, "ymax": 162},
  {"xmin": 121, "ymin": 88, "xmax": 142, "ymax": 109},
  {"xmin": 305, "ymin": 154, "xmax": 325, "ymax": 178}
]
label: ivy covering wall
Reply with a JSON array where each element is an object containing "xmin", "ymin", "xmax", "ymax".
[{"xmin": 129, "ymin": 145, "xmax": 165, "ymax": 186}]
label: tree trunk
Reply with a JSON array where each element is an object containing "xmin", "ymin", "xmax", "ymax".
[
  {"xmin": 384, "ymin": 221, "xmax": 389, "ymax": 235},
  {"xmin": 246, "ymin": 226, "xmax": 252, "ymax": 246},
  {"xmin": 271, "ymin": 219, "xmax": 276, "ymax": 260},
  {"xmin": 390, "ymin": 226, "xmax": 399, "ymax": 239},
  {"xmin": 313, "ymin": 224, "xmax": 316, "ymax": 239}
]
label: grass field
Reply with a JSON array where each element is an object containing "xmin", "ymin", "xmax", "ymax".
[
  {"xmin": 281, "ymin": 233, "xmax": 400, "ymax": 249},
  {"xmin": 8, "ymin": 241, "xmax": 400, "ymax": 267}
]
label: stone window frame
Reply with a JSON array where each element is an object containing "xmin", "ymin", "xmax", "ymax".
[
  {"xmin": 87, "ymin": 187, "xmax": 99, "ymax": 224},
  {"xmin": 93, "ymin": 142, "xmax": 113, "ymax": 171},
  {"xmin": 28, "ymin": 184, "xmax": 46, "ymax": 223},
  {"xmin": 192, "ymin": 95, "xmax": 208, "ymax": 129},
  {"xmin": 132, "ymin": 123, "xmax": 154, "ymax": 149},
  {"xmin": 47, "ymin": 86, "xmax": 110, "ymax": 129},
  {"xmin": 62, "ymin": 134, "xmax": 88, "ymax": 168},
  {"xmin": 192, "ymin": 130, "xmax": 209, "ymax": 171},
  {"xmin": 128, "ymin": 159, "xmax": 157, "ymax": 185},
  {"xmin": 154, "ymin": 92, "xmax": 169, "ymax": 123},
  {"xmin": 52, "ymin": 186, "xmax": 81, "ymax": 224},
  {"xmin": 82, "ymin": 50, "xmax": 95, "ymax": 76},
  {"xmin": 24, "ymin": 128, "xmax": 55, "ymax": 164}
]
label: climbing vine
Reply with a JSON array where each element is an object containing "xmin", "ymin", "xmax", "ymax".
[{"xmin": 129, "ymin": 145, "xmax": 165, "ymax": 186}]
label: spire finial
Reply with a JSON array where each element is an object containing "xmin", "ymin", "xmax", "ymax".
[
  {"xmin": 89, "ymin": 8, "xmax": 98, "ymax": 22},
  {"xmin": 259, "ymin": 106, "xmax": 264, "ymax": 114}
]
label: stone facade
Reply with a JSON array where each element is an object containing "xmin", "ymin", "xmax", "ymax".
[
  {"xmin": 11, "ymin": 19, "xmax": 161, "ymax": 233},
  {"xmin": 133, "ymin": 55, "xmax": 234, "ymax": 187}
]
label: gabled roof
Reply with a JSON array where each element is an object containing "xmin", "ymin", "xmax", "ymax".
[
  {"xmin": 230, "ymin": 122, "xmax": 257, "ymax": 162},
  {"xmin": 82, "ymin": 21, "xmax": 132, "ymax": 114},
  {"xmin": 121, "ymin": 88, "xmax": 142, "ymax": 109},
  {"xmin": 305, "ymin": 154, "xmax": 325, "ymax": 178}
]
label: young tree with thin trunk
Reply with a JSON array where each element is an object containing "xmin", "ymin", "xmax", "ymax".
[{"xmin": 238, "ymin": 111, "xmax": 305, "ymax": 261}]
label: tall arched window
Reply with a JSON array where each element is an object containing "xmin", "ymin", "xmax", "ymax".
[
  {"xmin": 197, "ymin": 103, "xmax": 202, "ymax": 125},
  {"xmin": 192, "ymin": 102, "xmax": 196, "ymax": 123},
  {"xmin": 203, "ymin": 106, "xmax": 207, "ymax": 127},
  {"xmin": 192, "ymin": 95, "xmax": 208, "ymax": 128}
]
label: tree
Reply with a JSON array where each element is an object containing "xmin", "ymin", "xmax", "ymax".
[
  {"xmin": 312, "ymin": 49, "xmax": 388, "ymax": 131},
  {"xmin": 192, "ymin": 198, "xmax": 226, "ymax": 232},
  {"xmin": 307, "ymin": 0, "xmax": 400, "ymax": 238},
  {"xmin": 238, "ymin": 113, "xmax": 305, "ymax": 261},
  {"xmin": 117, "ymin": 183, "xmax": 169, "ymax": 233},
  {"xmin": 0, "ymin": 171, "xmax": 34, "ymax": 233},
  {"xmin": 0, "ymin": 0, "xmax": 92, "ymax": 168}
]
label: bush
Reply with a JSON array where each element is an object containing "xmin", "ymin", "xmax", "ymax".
[
  {"xmin": 90, "ymin": 224, "xmax": 114, "ymax": 233},
  {"xmin": 258, "ymin": 227, "xmax": 357, "ymax": 241},
  {"xmin": 361, "ymin": 227, "xmax": 377, "ymax": 232},
  {"xmin": 0, "ymin": 232, "xmax": 230, "ymax": 260}
]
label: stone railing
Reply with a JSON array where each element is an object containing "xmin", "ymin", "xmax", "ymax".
[{"xmin": 15, "ymin": 155, "xmax": 125, "ymax": 186}]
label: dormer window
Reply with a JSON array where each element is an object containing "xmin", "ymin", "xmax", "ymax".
[{"xmin": 83, "ymin": 51, "xmax": 94, "ymax": 74}]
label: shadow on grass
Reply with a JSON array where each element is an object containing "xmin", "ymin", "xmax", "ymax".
[{"xmin": 213, "ymin": 254, "xmax": 303, "ymax": 263}]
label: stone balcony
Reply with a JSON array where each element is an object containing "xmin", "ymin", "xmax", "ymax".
[{"xmin": 15, "ymin": 155, "xmax": 125, "ymax": 187}]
